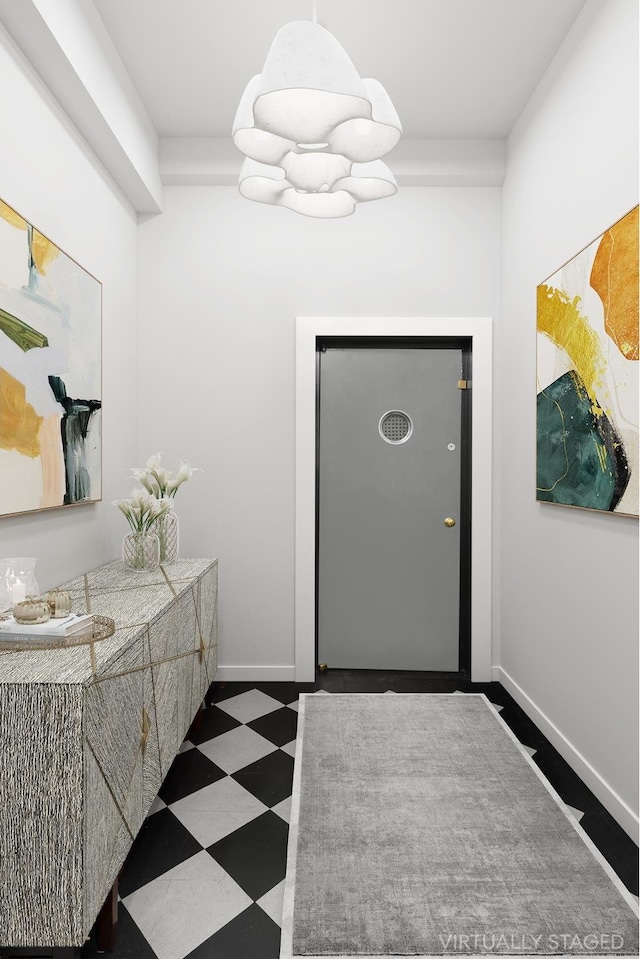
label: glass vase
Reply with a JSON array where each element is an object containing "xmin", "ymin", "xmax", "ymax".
[
  {"xmin": 154, "ymin": 511, "xmax": 180, "ymax": 563},
  {"xmin": 122, "ymin": 531, "xmax": 160, "ymax": 571}
]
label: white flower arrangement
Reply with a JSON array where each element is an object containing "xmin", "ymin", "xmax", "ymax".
[
  {"xmin": 129, "ymin": 452, "xmax": 200, "ymax": 501},
  {"xmin": 114, "ymin": 454, "xmax": 200, "ymax": 569},
  {"xmin": 113, "ymin": 486, "xmax": 174, "ymax": 534},
  {"xmin": 113, "ymin": 453, "xmax": 202, "ymax": 533}
]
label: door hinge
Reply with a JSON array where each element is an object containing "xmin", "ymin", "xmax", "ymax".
[{"xmin": 458, "ymin": 379, "xmax": 471, "ymax": 390}]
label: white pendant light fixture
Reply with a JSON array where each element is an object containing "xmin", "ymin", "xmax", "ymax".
[{"xmin": 232, "ymin": 11, "xmax": 402, "ymax": 218}]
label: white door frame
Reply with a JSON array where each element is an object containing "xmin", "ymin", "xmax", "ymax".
[{"xmin": 295, "ymin": 317, "xmax": 493, "ymax": 682}]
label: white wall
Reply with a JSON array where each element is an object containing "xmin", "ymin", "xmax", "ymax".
[
  {"xmin": 500, "ymin": 0, "xmax": 639, "ymax": 838},
  {"xmin": 138, "ymin": 185, "xmax": 501, "ymax": 679},
  {"xmin": 0, "ymin": 25, "xmax": 139, "ymax": 590}
]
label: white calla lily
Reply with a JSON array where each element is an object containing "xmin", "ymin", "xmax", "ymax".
[{"xmin": 115, "ymin": 454, "xmax": 201, "ymax": 534}]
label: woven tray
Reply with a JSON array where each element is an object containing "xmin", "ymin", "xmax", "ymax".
[{"xmin": 0, "ymin": 615, "xmax": 115, "ymax": 651}]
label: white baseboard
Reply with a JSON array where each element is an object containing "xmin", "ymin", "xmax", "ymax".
[
  {"xmin": 214, "ymin": 665, "xmax": 296, "ymax": 682},
  {"xmin": 498, "ymin": 667, "xmax": 639, "ymax": 844},
  {"xmin": 491, "ymin": 665, "xmax": 500, "ymax": 681}
]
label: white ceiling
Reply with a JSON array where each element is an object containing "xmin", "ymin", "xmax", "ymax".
[{"xmin": 93, "ymin": 0, "xmax": 587, "ymax": 140}]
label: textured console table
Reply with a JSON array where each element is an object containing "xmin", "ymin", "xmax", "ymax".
[{"xmin": 0, "ymin": 558, "xmax": 217, "ymax": 952}]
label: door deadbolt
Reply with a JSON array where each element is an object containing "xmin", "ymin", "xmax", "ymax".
[{"xmin": 444, "ymin": 517, "xmax": 456, "ymax": 528}]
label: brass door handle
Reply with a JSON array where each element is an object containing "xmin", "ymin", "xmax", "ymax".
[{"xmin": 444, "ymin": 517, "xmax": 456, "ymax": 528}]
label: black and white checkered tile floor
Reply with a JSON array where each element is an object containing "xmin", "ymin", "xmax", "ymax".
[{"xmin": 77, "ymin": 673, "xmax": 638, "ymax": 959}]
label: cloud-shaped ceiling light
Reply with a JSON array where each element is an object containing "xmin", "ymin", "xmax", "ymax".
[{"xmin": 232, "ymin": 20, "xmax": 402, "ymax": 218}]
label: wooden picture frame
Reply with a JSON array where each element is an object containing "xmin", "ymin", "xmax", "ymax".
[
  {"xmin": 536, "ymin": 206, "xmax": 638, "ymax": 517},
  {"xmin": 0, "ymin": 198, "xmax": 102, "ymax": 517}
]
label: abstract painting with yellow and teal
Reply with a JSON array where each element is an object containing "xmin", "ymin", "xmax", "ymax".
[
  {"xmin": 0, "ymin": 199, "xmax": 101, "ymax": 517},
  {"xmin": 537, "ymin": 206, "xmax": 638, "ymax": 517}
]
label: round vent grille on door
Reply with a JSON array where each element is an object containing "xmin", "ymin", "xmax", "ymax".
[{"xmin": 379, "ymin": 410, "xmax": 413, "ymax": 444}]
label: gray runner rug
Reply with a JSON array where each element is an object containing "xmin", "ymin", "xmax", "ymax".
[{"xmin": 281, "ymin": 694, "xmax": 638, "ymax": 958}]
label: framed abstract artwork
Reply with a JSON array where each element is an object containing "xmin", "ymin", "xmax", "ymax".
[
  {"xmin": 536, "ymin": 205, "xmax": 638, "ymax": 517},
  {"xmin": 0, "ymin": 199, "xmax": 102, "ymax": 517}
]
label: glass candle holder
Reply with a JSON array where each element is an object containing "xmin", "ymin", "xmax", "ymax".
[{"xmin": 0, "ymin": 558, "xmax": 40, "ymax": 611}]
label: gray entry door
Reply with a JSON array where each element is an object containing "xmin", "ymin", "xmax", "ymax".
[{"xmin": 318, "ymin": 347, "xmax": 462, "ymax": 670}]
